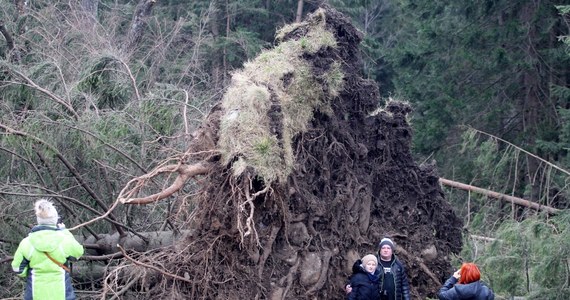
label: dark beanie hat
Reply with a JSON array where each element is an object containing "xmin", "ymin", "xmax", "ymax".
[{"xmin": 378, "ymin": 238, "xmax": 395, "ymax": 250}]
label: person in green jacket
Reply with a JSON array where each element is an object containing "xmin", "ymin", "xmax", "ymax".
[{"xmin": 11, "ymin": 199, "xmax": 84, "ymax": 300}]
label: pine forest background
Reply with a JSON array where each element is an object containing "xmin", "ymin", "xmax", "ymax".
[{"xmin": 0, "ymin": 0, "xmax": 570, "ymax": 299}]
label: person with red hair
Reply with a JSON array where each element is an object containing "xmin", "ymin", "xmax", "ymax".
[{"xmin": 438, "ymin": 262, "xmax": 494, "ymax": 300}]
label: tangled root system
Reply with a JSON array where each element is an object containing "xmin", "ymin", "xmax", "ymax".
[{"xmin": 110, "ymin": 6, "xmax": 463, "ymax": 300}]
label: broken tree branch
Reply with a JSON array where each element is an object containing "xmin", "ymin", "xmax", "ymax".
[{"xmin": 396, "ymin": 246, "xmax": 441, "ymax": 286}]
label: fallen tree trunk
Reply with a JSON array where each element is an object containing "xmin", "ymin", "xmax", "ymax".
[
  {"xmin": 439, "ymin": 178, "xmax": 559, "ymax": 214},
  {"xmin": 78, "ymin": 230, "xmax": 192, "ymax": 255},
  {"xmin": 470, "ymin": 234, "xmax": 501, "ymax": 243}
]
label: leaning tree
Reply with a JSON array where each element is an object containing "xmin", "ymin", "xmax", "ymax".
[{"xmin": 83, "ymin": 6, "xmax": 463, "ymax": 299}]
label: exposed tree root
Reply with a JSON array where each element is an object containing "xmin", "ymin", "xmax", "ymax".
[{"xmin": 96, "ymin": 6, "xmax": 464, "ymax": 299}]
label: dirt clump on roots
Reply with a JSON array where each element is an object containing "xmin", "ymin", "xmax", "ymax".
[{"xmin": 127, "ymin": 6, "xmax": 463, "ymax": 300}]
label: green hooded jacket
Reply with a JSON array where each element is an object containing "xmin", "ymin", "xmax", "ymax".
[{"xmin": 11, "ymin": 225, "xmax": 84, "ymax": 300}]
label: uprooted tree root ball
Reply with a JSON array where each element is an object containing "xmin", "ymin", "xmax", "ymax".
[{"xmin": 107, "ymin": 6, "xmax": 463, "ymax": 299}]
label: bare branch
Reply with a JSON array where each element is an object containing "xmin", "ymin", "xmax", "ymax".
[
  {"xmin": 120, "ymin": 163, "xmax": 210, "ymax": 205},
  {"xmin": 467, "ymin": 127, "xmax": 570, "ymax": 177},
  {"xmin": 0, "ymin": 123, "xmax": 125, "ymax": 234},
  {"xmin": 117, "ymin": 244, "xmax": 193, "ymax": 283},
  {"xmin": 3, "ymin": 68, "xmax": 79, "ymax": 120},
  {"xmin": 182, "ymin": 89, "xmax": 190, "ymax": 135},
  {"xmin": 81, "ymin": 252, "xmax": 123, "ymax": 261},
  {"xmin": 117, "ymin": 58, "xmax": 141, "ymax": 104},
  {"xmin": 43, "ymin": 120, "xmax": 148, "ymax": 173},
  {"xmin": 0, "ymin": 146, "xmax": 44, "ymax": 184},
  {"xmin": 68, "ymin": 200, "xmax": 120, "ymax": 232},
  {"xmin": 1, "ymin": 256, "xmax": 13, "ymax": 264},
  {"xmin": 0, "ymin": 187, "xmax": 141, "ymax": 238}
]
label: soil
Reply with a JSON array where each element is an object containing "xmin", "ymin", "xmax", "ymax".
[{"xmin": 131, "ymin": 5, "xmax": 463, "ymax": 300}]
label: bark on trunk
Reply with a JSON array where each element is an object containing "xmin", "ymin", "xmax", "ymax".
[
  {"xmin": 79, "ymin": 230, "xmax": 193, "ymax": 255},
  {"xmin": 125, "ymin": 0, "xmax": 156, "ymax": 51},
  {"xmin": 0, "ymin": 21, "xmax": 14, "ymax": 53},
  {"xmin": 295, "ymin": 0, "xmax": 304, "ymax": 23},
  {"xmin": 518, "ymin": 1, "xmax": 549, "ymax": 210}
]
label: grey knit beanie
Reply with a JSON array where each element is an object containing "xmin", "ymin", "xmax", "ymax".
[{"xmin": 378, "ymin": 237, "xmax": 395, "ymax": 250}]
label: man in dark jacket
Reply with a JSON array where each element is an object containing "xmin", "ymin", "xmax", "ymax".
[
  {"xmin": 347, "ymin": 237, "xmax": 411, "ymax": 300},
  {"xmin": 376, "ymin": 238, "xmax": 410, "ymax": 300}
]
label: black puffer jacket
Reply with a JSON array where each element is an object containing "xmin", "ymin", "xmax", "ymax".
[
  {"xmin": 348, "ymin": 264, "xmax": 381, "ymax": 300},
  {"xmin": 438, "ymin": 276, "xmax": 495, "ymax": 300},
  {"xmin": 351, "ymin": 256, "xmax": 410, "ymax": 300}
]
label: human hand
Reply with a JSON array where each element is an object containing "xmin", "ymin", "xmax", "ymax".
[
  {"xmin": 345, "ymin": 284, "xmax": 352, "ymax": 294},
  {"xmin": 57, "ymin": 223, "xmax": 66, "ymax": 229},
  {"xmin": 453, "ymin": 270, "xmax": 461, "ymax": 279}
]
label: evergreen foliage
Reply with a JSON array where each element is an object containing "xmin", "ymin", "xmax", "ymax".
[{"xmin": 475, "ymin": 213, "xmax": 570, "ymax": 299}]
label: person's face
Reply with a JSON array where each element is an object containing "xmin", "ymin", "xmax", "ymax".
[
  {"xmin": 364, "ymin": 260, "xmax": 377, "ymax": 273},
  {"xmin": 380, "ymin": 245, "xmax": 392, "ymax": 260}
]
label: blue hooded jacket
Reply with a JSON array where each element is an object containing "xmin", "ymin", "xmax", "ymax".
[{"xmin": 438, "ymin": 276, "xmax": 495, "ymax": 300}]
